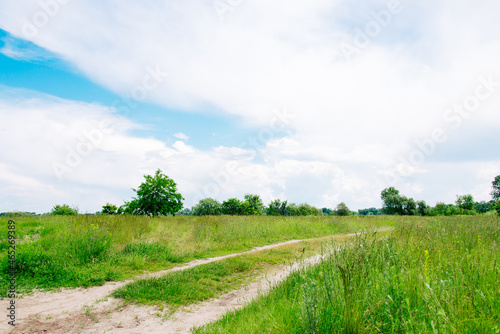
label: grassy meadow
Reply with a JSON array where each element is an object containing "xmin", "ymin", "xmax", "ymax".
[
  {"xmin": 0, "ymin": 214, "xmax": 393, "ymax": 295},
  {"xmin": 195, "ymin": 216, "xmax": 500, "ymax": 334}
]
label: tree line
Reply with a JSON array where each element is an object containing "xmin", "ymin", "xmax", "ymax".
[
  {"xmin": 43, "ymin": 170, "xmax": 500, "ymax": 217},
  {"xmin": 379, "ymin": 175, "xmax": 500, "ymax": 216}
]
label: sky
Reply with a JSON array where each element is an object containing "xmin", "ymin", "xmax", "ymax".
[{"xmin": 0, "ymin": 0, "xmax": 499, "ymax": 214}]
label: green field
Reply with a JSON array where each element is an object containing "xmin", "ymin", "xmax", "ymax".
[
  {"xmin": 0, "ymin": 214, "xmax": 393, "ymax": 295},
  {"xmin": 3, "ymin": 215, "xmax": 498, "ymax": 333},
  {"xmin": 195, "ymin": 216, "xmax": 500, "ymax": 334}
]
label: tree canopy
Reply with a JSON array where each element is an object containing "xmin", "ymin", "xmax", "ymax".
[
  {"xmin": 192, "ymin": 198, "xmax": 222, "ymax": 216},
  {"xmin": 126, "ymin": 169, "xmax": 184, "ymax": 216},
  {"xmin": 491, "ymin": 175, "xmax": 500, "ymax": 201},
  {"xmin": 101, "ymin": 203, "xmax": 118, "ymax": 215},
  {"xmin": 50, "ymin": 204, "xmax": 78, "ymax": 216},
  {"xmin": 335, "ymin": 202, "xmax": 351, "ymax": 216}
]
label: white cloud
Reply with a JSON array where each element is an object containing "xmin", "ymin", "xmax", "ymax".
[
  {"xmin": 173, "ymin": 132, "xmax": 189, "ymax": 141},
  {"xmin": 1, "ymin": 0, "xmax": 500, "ymax": 211}
]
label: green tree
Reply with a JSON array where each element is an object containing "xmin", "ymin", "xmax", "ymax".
[
  {"xmin": 130, "ymin": 169, "xmax": 184, "ymax": 217},
  {"xmin": 402, "ymin": 197, "xmax": 417, "ymax": 215},
  {"xmin": 266, "ymin": 199, "xmax": 288, "ymax": 216},
  {"xmin": 474, "ymin": 201, "xmax": 492, "ymax": 213},
  {"xmin": 335, "ymin": 202, "xmax": 351, "ymax": 216},
  {"xmin": 493, "ymin": 201, "xmax": 500, "ymax": 216},
  {"xmin": 417, "ymin": 200, "xmax": 430, "ymax": 216},
  {"xmin": 284, "ymin": 203, "xmax": 300, "ymax": 216},
  {"xmin": 431, "ymin": 202, "xmax": 449, "ymax": 216},
  {"xmin": 50, "ymin": 204, "xmax": 78, "ymax": 215},
  {"xmin": 177, "ymin": 208, "xmax": 192, "ymax": 215},
  {"xmin": 101, "ymin": 203, "xmax": 118, "ymax": 215},
  {"xmin": 241, "ymin": 194, "xmax": 264, "ymax": 215},
  {"xmin": 491, "ymin": 175, "xmax": 500, "ymax": 201},
  {"xmin": 381, "ymin": 187, "xmax": 403, "ymax": 215},
  {"xmin": 358, "ymin": 208, "xmax": 381, "ymax": 215},
  {"xmin": 322, "ymin": 208, "xmax": 334, "ymax": 215},
  {"xmin": 298, "ymin": 203, "xmax": 321, "ymax": 216},
  {"xmin": 222, "ymin": 198, "xmax": 244, "ymax": 215},
  {"xmin": 456, "ymin": 194, "xmax": 475, "ymax": 212},
  {"xmin": 192, "ymin": 198, "xmax": 222, "ymax": 216},
  {"xmin": 118, "ymin": 200, "xmax": 140, "ymax": 215}
]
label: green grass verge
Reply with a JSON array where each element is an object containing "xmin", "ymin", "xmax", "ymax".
[
  {"xmin": 194, "ymin": 216, "xmax": 500, "ymax": 334},
  {"xmin": 112, "ymin": 238, "xmax": 335, "ymax": 311},
  {"xmin": 0, "ymin": 215, "xmax": 394, "ymax": 295}
]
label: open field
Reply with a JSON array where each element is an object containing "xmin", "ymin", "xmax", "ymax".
[
  {"xmin": 2, "ymin": 215, "xmax": 498, "ymax": 333},
  {"xmin": 195, "ymin": 216, "xmax": 500, "ymax": 334},
  {"xmin": 0, "ymin": 215, "xmax": 394, "ymax": 294}
]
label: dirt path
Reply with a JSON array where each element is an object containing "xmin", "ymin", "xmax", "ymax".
[{"xmin": 1, "ymin": 229, "xmax": 391, "ymax": 333}]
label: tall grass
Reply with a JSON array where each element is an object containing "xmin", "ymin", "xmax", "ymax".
[
  {"xmin": 195, "ymin": 216, "xmax": 500, "ymax": 334},
  {"xmin": 0, "ymin": 215, "xmax": 393, "ymax": 294}
]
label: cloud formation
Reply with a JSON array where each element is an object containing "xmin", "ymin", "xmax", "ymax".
[{"xmin": 1, "ymin": 0, "xmax": 500, "ymax": 212}]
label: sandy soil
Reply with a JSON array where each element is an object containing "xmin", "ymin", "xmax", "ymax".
[{"xmin": 1, "ymin": 230, "xmax": 388, "ymax": 333}]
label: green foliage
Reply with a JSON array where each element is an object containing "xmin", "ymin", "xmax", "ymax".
[
  {"xmin": 456, "ymin": 194, "xmax": 475, "ymax": 212},
  {"xmin": 177, "ymin": 208, "xmax": 192, "ymax": 215},
  {"xmin": 50, "ymin": 204, "xmax": 78, "ymax": 215},
  {"xmin": 358, "ymin": 207, "xmax": 381, "ymax": 215},
  {"xmin": 130, "ymin": 169, "xmax": 184, "ymax": 216},
  {"xmin": 266, "ymin": 199, "xmax": 288, "ymax": 216},
  {"xmin": 380, "ymin": 187, "xmax": 423, "ymax": 216},
  {"xmin": 491, "ymin": 175, "xmax": 500, "ymax": 200},
  {"xmin": 241, "ymin": 194, "xmax": 264, "ymax": 215},
  {"xmin": 492, "ymin": 200, "xmax": 500, "ymax": 216},
  {"xmin": 322, "ymin": 208, "xmax": 334, "ymax": 215},
  {"xmin": 430, "ymin": 202, "xmax": 459, "ymax": 216},
  {"xmin": 474, "ymin": 201, "xmax": 492, "ymax": 213},
  {"xmin": 101, "ymin": 203, "xmax": 118, "ymax": 215},
  {"xmin": 297, "ymin": 203, "xmax": 322, "ymax": 216},
  {"xmin": 192, "ymin": 198, "xmax": 222, "ymax": 216},
  {"xmin": 118, "ymin": 200, "xmax": 140, "ymax": 215},
  {"xmin": 417, "ymin": 200, "xmax": 430, "ymax": 216},
  {"xmin": 380, "ymin": 187, "xmax": 402, "ymax": 215},
  {"xmin": 222, "ymin": 198, "xmax": 244, "ymax": 215},
  {"xmin": 335, "ymin": 202, "xmax": 351, "ymax": 216}
]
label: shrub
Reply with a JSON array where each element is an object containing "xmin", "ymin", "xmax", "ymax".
[
  {"xmin": 192, "ymin": 198, "xmax": 222, "ymax": 216},
  {"xmin": 241, "ymin": 194, "xmax": 264, "ymax": 215},
  {"xmin": 335, "ymin": 202, "xmax": 351, "ymax": 216},
  {"xmin": 101, "ymin": 203, "xmax": 118, "ymax": 215},
  {"xmin": 222, "ymin": 198, "xmax": 244, "ymax": 215},
  {"xmin": 50, "ymin": 204, "xmax": 78, "ymax": 215}
]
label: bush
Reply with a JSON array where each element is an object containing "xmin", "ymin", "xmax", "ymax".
[
  {"xmin": 266, "ymin": 199, "xmax": 288, "ymax": 216},
  {"xmin": 50, "ymin": 204, "xmax": 78, "ymax": 215},
  {"xmin": 222, "ymin": 198, "xmax": 244, "ymax": 215},
  {"xmin": 241, "ymin": 194, "xmax": 264, "ymax": 215},
  {"xmin": 335, "ymin": 202, "xmax": 351, "ymax": 216},
  {"xmin": 192, "ymin": 198, "xmax": 222, "ymax": 216},
  {"xmin": 101, "ymin": 203, "xmax": 118, "ymax": 215}
]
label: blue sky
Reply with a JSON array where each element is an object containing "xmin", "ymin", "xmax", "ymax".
[
  {"xmin": 0, "ymin": 29, "xmax": 249, "ymax": 151},
  {"xmin": 0, "ymin": 0, "xmax": 499, "ymax": 213}
]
